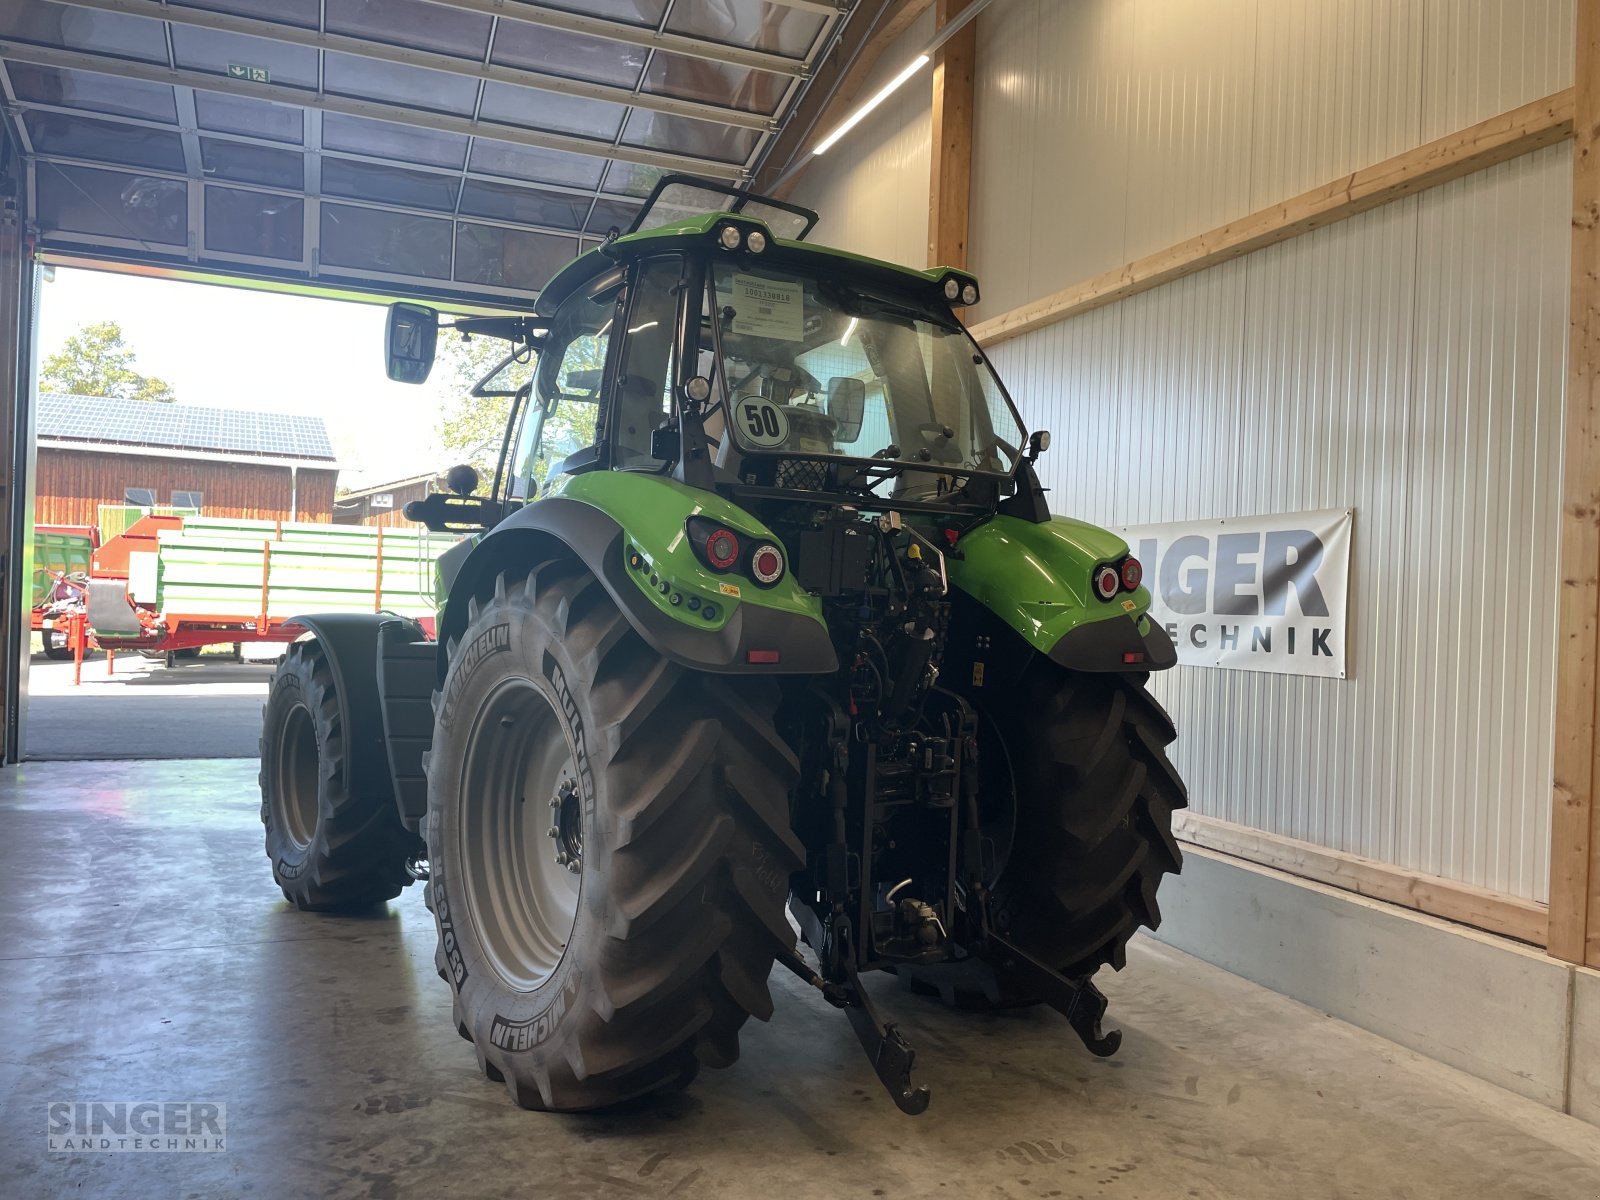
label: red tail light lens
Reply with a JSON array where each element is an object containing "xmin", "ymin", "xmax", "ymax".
[
  {"xmin": 1120, "ymin": 556, "xmax": 1143, "ymax": 591},
  {"xmin": 750, "ymin": 543, "xmax": 785, "ymax": 586},
  {"xmin": 705, "ymin": 528, "xmax": 740, "ymax": 570},
  {"xmin": 1094, "ymin": 564, "xmax": 1120, "ymax": 601}
]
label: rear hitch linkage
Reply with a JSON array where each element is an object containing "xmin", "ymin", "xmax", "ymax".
[
  {"xmin": 774, "ymin": 920, "xmax": 930, "ymax": 1116},
  {"xmin": 777, "ymin": 893, "xmax": 1122, "ymax": 1114}
]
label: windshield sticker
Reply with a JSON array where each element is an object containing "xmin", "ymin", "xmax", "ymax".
[
  {"xmin": 735, "ymin": 397, "xmax": 790, "ymax": 448},
  {"xmin": 730, "ymin": 274, "xmax": 804, "ymax": 341}
]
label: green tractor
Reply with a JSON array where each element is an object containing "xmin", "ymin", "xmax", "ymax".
[{"xmin": 258, "ymin": 177, "xmax": 1187, "ymax": 1115}]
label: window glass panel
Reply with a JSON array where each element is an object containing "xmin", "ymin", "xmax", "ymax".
[
  {"xmin": 200, "ymin": 139, "xmax": 304, "ymax": 189},
  {"xmin": 458, "ymin": 180, "xmax": 588, "ymax": 231},
  {"xmin": 324, "ymin": 53, "xmax": 478, "ymax": 115},
  {"xmin": 467, "ymin": 141, "xmax": 603, "ymax": 190},
  {"xmin": 641, "ymin": 54, "xmax": 786, "ymax": 115},
  {"xmin": 204, "ymin": 186, "xmax": 303, "ymax": 260},
  {"xmin": 600, "ymin": 162, "xmax": 670, "ymax": 199},
  {"xmin": 8, "ymin": 65, "xmax": 177, "ymax": 124},
  {"xmin": 170, "ymin": 0, "xmax": 320, "ymax": 29},
  {"xmin": 491, "ymin": 24, "xmax": 645, "ymax": 89},
  {"xmin": 325, "ymin": 0, "xmax": 491, "ymax": 59},
  {"xmin": 319, "ymin": 203, "xmax": 452, "ymax": 279},
  {"xmin": 169, "ymin": 26, "xmax": 319, "ymax": 87},
  {"xmin": 455, "ymin": 224, "xmax": 578, "ymax": 293},
  {"xmin": 584, "ymin": 197, "xmax": 640, "ymax": 236},
  {"xmin": 665, "ymin": 3, "xmax": 823, "ymax": 57},
  {"xmin": 522, "ymin": 0, "xmax": 666, "ymax": 26},
  {"xmin": 38, "ymin": 164, "xmax": 187, "ymax": 246},
  {"xmin": 477, "ymin": 83, "xmax": 626, "ymax": 142},
  {"xmin": 621, "ymin": 111, "xmax": 758, "ymax": 166},
  {"xmin": 322, "ymin": 113, "xmax": 467, "ymax": 168},
  {"xmin": 171, "ymin": 490, "xmax": 203, "ymax": 511},
  {"xmin": 193, "ymin": 93, "xmax": 303, "ymax": 143},
  {"xmin": 25, "ymin": 112, "xmax": 186, "ymax": 172},
  {"xmin": 1, "ymin": 1, "xmax": 168, "ymax": 62},
  {"xmin": 124, "ymin": 487, "xmax": 156, "ymax": 506},
  {"xmin": 323, "ymin": 158, "xmax": 458, "ymax": 213}
]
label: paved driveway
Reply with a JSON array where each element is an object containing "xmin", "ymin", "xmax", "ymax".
[{"xmin": 23, "ymin": 650, "xmax": 274, "ymax": 759}]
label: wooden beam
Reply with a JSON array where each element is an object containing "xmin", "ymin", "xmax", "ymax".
[
  {"xmin": 926, "ymin": 0, "xmax": 975, "ymax": 269},
  {"xmin": 969, "ymin": 88, "xmax": 1576, "ymax": 348},
  {"xmin": 756, "ymin": 0, "xmax": 935, "ymax": 198},
  {"xmin": 1556, "ymin": 0, "xmax": 1600, "ymax": 968},
  {"xmin": 1175, "ymin": 813, "xmax": 1550, "ymax": 948}
]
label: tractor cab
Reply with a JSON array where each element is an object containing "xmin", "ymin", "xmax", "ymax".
[{"xmin": 388, "ymin": 174, "xmax": 1044, "ymax": 536}]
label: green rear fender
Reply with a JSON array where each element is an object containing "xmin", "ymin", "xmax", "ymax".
[
  {"xmin": 546, "ymin": 472, "xmax": 824, "ymax": 633},
  {"xmin": 436, "ymin": 472, "xmax": 834, "ymax": 679},
  {"xmin": 948, "ymin": 515, "xmax": 1177, "ymax": 672}
]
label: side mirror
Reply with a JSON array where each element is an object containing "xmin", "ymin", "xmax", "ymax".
[
  {"xmin": 386, "ymin": 302, "xmax": 438, "ymax": 384},
  {"xmin": 826, "ymin": 376, "xmax": 866, "ymax": 443}
]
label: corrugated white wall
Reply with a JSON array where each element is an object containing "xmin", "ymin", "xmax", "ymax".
[
  {"xmin": 970, "ymin": 0, "xmax": 1574, "ymax": 319},
  {"xmin": 786, "ymin": 8, "xmax": 934, "ymax": 268},
  {"xmin": 993, "ymin": 146, "xmax": 1570, "ymax": 901}
]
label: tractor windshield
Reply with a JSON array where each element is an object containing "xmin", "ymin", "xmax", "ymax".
[{"xmin": 707, "ymin": 261, "xmax": 1025, "ymax": 484}]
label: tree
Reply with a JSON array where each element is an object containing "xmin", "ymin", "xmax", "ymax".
[
  {"xmin": 40, "ymin": 320, "xmax": 176, "ymax": 402},
  {"xmin": 435, "ymin": 332, "xmax": 531, "ymax": 484}
]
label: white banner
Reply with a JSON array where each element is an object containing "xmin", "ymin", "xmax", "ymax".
[{"xmin": 1114, "ymin": 508, "xmax": 1353, "ymax": 679}]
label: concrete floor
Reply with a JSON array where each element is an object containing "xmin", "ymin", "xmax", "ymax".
[
  {"xmin": 2, "ymin": 759, "xmax": 1599, "ymax": 1200},
  {"xmin": 21, "ymin": 652, "xmax": 270, "ymax": 759}
]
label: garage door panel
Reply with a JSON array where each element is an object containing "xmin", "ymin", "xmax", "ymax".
[
  {"xmin": 193, "ymin": 92, "xmax": 304, "ymax": 145},
  {"xmin": 321, "ymin": 112, "xmax": 466, "ymax": 170},
  {"xmin": 37, "ymin": 162, "xmax": 187, "ymax": 247},
  {"xmin": 24, "ymin": 110, "xmax": 185, "ymax": 173},
  {"xmin": 203, "ymin": 186, "xmax": 305, "ymax": 262},
  {"xmin": 8, "ymin": 62, "xmax": 177, "ymax": 124},
  {"xmin": 1, "ymin": 1, "xmax": 168, "ymax": 63}
]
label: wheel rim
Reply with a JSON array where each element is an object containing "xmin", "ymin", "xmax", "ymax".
[
  {"xmin": 460, "ymin": 677, "xmax": 581, "ymax": 992},
  {"xmin": 276, "ymin": 702, "xmax": 321, "ymax": 848}
]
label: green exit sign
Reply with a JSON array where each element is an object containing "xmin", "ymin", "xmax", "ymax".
[{"xmin": 226, "ymin": 63, "xmax": 270, "ymax": 83}]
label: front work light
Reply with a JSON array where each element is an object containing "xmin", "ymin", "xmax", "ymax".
[{"xmin": 719, "ymin": 224, "xmax": 743, "ymax": 250}]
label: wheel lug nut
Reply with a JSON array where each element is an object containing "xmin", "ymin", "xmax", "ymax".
[
  {"xmin": 566, "ymin": 860, "xmax": 581, "ymax": 874},
  {"xmin": 546, "ymin": 826, "xmax": 559, "ymax": 838}
]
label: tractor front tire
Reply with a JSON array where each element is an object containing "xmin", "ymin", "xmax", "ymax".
[
  {"xmin": 259, "ymin": 640, "xmax": 421, "ymax": 910},
  {"xmin": 904, "ymin": 665, "xmax": 1187, "ymax": 1008},
  {"xmin": 424, "ymin": 560, "xmax": 802, "ymax": 1111}
]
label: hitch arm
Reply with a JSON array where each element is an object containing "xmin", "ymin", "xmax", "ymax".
[
  {"xmin": 986, "ymin": 930, "xmax": 1122, "ymax": 1057},
  {"xmin": 772, "ymin": 925, "xmax": 932, "ymax": 1116}
]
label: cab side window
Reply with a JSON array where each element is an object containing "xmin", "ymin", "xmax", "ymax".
[
  {"xmin": 526, "ymin": 274, "xmax": 618, "ymax": 487},
  {"xmin": 613, "ymin": 257, "xmax": 683, "ymax": 469}
]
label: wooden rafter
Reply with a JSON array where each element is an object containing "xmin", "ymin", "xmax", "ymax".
[{"xmin": 926, "ymin": 0, "xmax": 975, "ymax": 270}]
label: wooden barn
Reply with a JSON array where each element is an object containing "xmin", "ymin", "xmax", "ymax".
[
  {"xmin": 332, "ymin": 472, "xmax": 443, "ymax": 528},
  {"xmin": 35, "ymin": 393, "xmax": 338, "ymax": 530}
]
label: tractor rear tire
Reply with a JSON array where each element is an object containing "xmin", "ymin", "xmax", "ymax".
[
  {"xmin": 424, "ymin": 559, "xmax": 802, "ymax": 1111},
  {"xmin": 903, "ymin": 666, "xmax": 1187, "ymax": 1008},
  {"xmin": 258, "ymin": 640, "xmax": 421, "ymax": 910}
]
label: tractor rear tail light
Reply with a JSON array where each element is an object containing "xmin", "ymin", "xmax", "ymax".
[
  {"xmin": 1120, "ymin": 556, "xmax": 1143, "ymax": 591},
  {"xmin": 1094, "ymin": 564, "xmax": 1120, "ymax": 601},
  {"xmin": 747, "ymin": 649, "xmax": 781, "ymax": 664},
  {"xmin": 750, "ymin": 543, "xmax": 785, "ymax": 587},
  {"xmin": 705, "ymin": 528, "xmax": 740, "ymax": 570}
]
